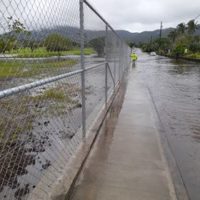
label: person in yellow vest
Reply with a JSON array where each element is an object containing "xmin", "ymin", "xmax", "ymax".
[{"xmin": 131, "ymin": 53, "xmax": 138, "ymax": 61}]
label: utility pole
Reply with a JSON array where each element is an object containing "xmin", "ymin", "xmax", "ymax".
[
  {"xmin": 159, "ymin": 21, "xmax": 163, "ymax": 40},
  {"xmin": 159, "ymin": 21, "xmax": 163, "ymax": 49},
  {"xmin": 150, "ymin": 35, "xmax": 153, "ymax": 51}
]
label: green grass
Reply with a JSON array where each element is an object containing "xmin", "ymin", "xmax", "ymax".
[
  {"xmin": 8, "ymin": 47, "xmax": 95, "ymax": 58},
  {"xmin": 32, "ymin": 86, "xmax": 80, "ymax": 116},
  {"xmin": 185, "ymin": 53, "xmax": 200, "ymax": 59},
  {"xmin": 66, "ymin": 48, "xmax": 95, "ymax": 55},
  {"xmin": 0, "ymin": 59, "xmax": 77, "ymax": 78},
  {"xmin": 41, "ymin": 88, "xmax": 67, "ymax": 102}
]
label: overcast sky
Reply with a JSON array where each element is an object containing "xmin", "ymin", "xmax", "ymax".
[
  {"xmin": 90, "ymin": 0, "xmax": 200, "ymax": 32},
  {"xmin": 0, "ymin": 0, "xmax": 200, "ymax": 33}
]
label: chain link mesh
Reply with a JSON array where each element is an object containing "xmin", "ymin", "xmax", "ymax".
[{"xmin": 0, "ymin": 0, "xmax": 131, "ymax": 199}]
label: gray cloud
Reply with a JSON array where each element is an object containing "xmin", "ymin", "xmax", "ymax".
[
  {"xmin": 0, "ymin": 0, "xmax": 199, "ymax": 34},
  {"xmin": 91, "ymin": 0, "xmax": 200, "ymax": 32}
]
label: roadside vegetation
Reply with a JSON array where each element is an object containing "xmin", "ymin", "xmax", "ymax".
[
  {"xmin": 0, "ymin": 59, "xmax": 77, "ymax": 78},
  {"xmin": 7, "ymin": 47, "xmax": 95, "ymax": 58},
  {"xmin": 140, "ymin": 19, "xmax": 200, "ymax": 60},
  {"xmin": 0, "ymin": 17, "xmax": 96, "ymax": 58}
]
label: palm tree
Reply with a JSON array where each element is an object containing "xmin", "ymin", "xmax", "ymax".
[
  {"xmin": 177, "ymin": 23, "xmax": 186, "ymax": 35},
  {"xmin": 168, "ymin": 29, "xmax": 178, "ymax": 42},
  {"xmin": 187, "ymin": 20, "xmax": 198, "ymax": 34}
]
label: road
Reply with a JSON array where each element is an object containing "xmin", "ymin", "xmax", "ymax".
[{"xmin": 135, "ymin": 49, "xmax": 200, "ymax": 200}]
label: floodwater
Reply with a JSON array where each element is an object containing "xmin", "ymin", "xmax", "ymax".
[
  {"xmin": 0, "ymin": 55, "xmax": 115, "ymax": 199},
  {"xmin": 134, "ymin": 49, "xmax": 200, "ymax": 200}
]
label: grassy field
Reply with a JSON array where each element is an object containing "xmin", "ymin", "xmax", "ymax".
[
  {"xmin": 8, "ymin": 47, "xmax": 95, "ymax": 58},
  {"xmin": 0, "ymin": 59, "xmax": 77, "ymax": 78}
]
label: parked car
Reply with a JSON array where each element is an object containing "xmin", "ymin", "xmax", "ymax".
[{"xmin": 150, "ymin": 52, "xmax": 157, "ymax": 56}]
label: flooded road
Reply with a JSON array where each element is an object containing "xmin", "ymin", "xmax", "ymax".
[{"xmin": 134, "ymin": 49, "xmax": 200, "ymax": 200}]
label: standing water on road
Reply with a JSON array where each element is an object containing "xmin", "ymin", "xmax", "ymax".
[{"xmin": 134, "ymin": 49, "xmax": 200, "ymax": 200}]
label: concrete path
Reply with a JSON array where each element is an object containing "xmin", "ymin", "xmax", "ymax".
[{"xmin": 70, "ymin": 69, "xmax": 177, "ymax": 200}]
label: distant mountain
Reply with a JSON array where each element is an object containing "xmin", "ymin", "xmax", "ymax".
[
  {"xmin": 29, "ymin": 26, "xmax": 106, "ymax": 43},
  {"xmin": 115, "ymin": 30, "xmax": 138, "ymax": 41},
  {"xmin": 29, "ymin": 26, "xmax": 175, "ymax": 44},
  {"xmin": 116, "ymin": 25, "xmax": 200, "ymax": 44},
  {"xmin": 4, "ymin": 25, "xmax": 200, "ymax": 45},
  {"xmin": 116, "ymin": 28, "xmax": 174, "ymax": 44}
]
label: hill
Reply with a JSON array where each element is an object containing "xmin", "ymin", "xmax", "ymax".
[
  {"xmin": 116, "ymin": 28, "xmax": 174, "ymax": 44},
  {"xmin": 2, "ymin": 25, "xmax": 200, "ymax": 45},
  {"xmin": 29, "ymin": 26, "xmax": 175, "ymax": 44}
]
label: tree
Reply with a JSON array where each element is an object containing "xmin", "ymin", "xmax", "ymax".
[
  {"xmin": 0, "ymin": 38, "xmax": 6, "ymax": 53},
  {"xmin": 7, "ymin": 17, "xmax": 27, "ymax": 34},
  {"xmin": 172, "ymin": 36, "xmax": 190, "ymax": 57},
  {"xmin": 89, "ymin": 37, "xmax": 105, "ymax": 57},
  {"xmin": 0, "ymin": 17, "xmax": 29, "ymax": 53},
  {"xmin": 168, "ymin": 29, "xmax": 178, "ymax": 42},
  {"xmin": 177, "ymin": 23, "xmax": 186, "ymax": 35},
  {"xmin": 23, "ymin": 40, "xmax": 39, "ymax": 52},
  {"xmin": 187, "ymin": 20, "xmax": 198, "ymax": 34},
  {"xmin": 188, "ymin": 36, "xmax": 200, "ymax": 52},
  {"xmin": 44, "ymin": 33, "xmax": 72, "ymax": 52},
  {"xmin": 189, "ymin": 42, "xmax": 200, "ymax": 53},
  {"xmin": 129, "ymin": 42, "xmax": 135, "ymax": 49},
  {"xmin": 0, "ymin": 36, "xmax": 16, "ymax": 53}
]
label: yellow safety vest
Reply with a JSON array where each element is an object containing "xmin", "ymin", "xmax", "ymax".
[{"xmin": 131, "ymin": 53, "xmax": 138, "ymax": 61}]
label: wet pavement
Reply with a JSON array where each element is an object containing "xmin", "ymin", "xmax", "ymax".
[
  {"xmin": 134, "ymin": 50, "xmax": 200, "ymax": 200},
  {"xmin": 70, "ymin": 60, "xmax": 176, "ymax": 200}
]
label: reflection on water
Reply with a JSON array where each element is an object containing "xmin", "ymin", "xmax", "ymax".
[{"xmin": 135, "ymin": 49, "xmax": 200, "ymax": 200}]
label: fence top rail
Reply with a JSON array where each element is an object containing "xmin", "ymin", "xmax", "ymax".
[
  {"xmin": 83, "ymin": 0, "xmax": 124, "ymax": 44},
  {"xmin": 0, "ymin": 62, "xmax": 107, "ymax": 99}
]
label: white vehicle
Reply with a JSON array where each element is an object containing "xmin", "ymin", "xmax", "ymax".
[{"xmin": 150, "ymin": 52, "xmax": 157, "ymax": 56}]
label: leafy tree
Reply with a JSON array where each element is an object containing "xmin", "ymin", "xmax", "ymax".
[
  {"xmin": 173, "ymin": 44, "xmax": 186, "ymax": 57},
  {"xmin": 129, "ymin": 42, "xmax": 135, "ymax": 49},
  {"xmin": 0, "ymin": 17, "xmax": 29, "ymax": 53},
  {"xmin": 44, "ymin": 33, "xmax": 72, "ymax": 52},
  {"xmin": 89, "ymin": 37, "xmax": 105, "ymax": 57},
  {"xmin": 7, "ymin": 17, "xmax": 27, "ymax": 34},
  {"xmin": 157, "ymin": 38, "xmax": 171, "ymax": 53},
  {"xmin": 141, "ymin": 37, "xmax": 170, "ymax": 54},
  {"xmin": 23, "ymin": 40, "xmax": 39, "ymax": 52},
  {"xmin": 29, "ymin": 40, "xmax": 39, "ymax": 52},
  {"xmin": 141, "ymin": 19, "xmax": 200, "ymax": 57},
  {"xmin": 168, "ymin": 29, "xmax": 178, "ymax": 42},
  {"xmin": 188, "ymin": 36, "xmax": 200, "ymax": 52},
  {"xmin": 177, "ymin": 23, "xmax": 186, "ymax": 35},
  {"xmin": 0, "ymin": 36, "xmax": 16, "ymax": 53},
  {"xmin": 187, "ymin": 20, "xmax": 198, "ymax": 34},
  {"xmin": 0, "ymin": 38, "xmax": 6, "ymax": 53},
  {"xmin": 189, "ymin": 42, "xmax": 200, "ymax": 53},
  {"xmin": 172, "ymin": 36, "xmax": 190, "ymax": 57}
]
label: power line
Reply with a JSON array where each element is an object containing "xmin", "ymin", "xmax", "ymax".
[{"xmin": 194, "ymin": 14, "xmax": 200, "ymax": 21}]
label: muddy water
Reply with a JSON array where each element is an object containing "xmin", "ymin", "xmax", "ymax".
[{"xmin": 134, "ymin": 49, "xmax": 200, "ymax": 200}]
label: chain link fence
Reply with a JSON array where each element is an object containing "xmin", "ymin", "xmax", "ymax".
[{"xmin": 0, "ymin": 0, "xmax": 131, "ymax": 199}]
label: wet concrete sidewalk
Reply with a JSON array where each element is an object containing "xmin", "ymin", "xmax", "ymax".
[{"xmin": 70, "ymin": 69, "xmax": 177, "ymax": 200}]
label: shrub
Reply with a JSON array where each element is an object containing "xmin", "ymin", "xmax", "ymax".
[
  {"xmin": 44, "ymin": 33, "xmax": 73, "ymax": 52},
  {"xmin": 89, "ymin": 37, "xmax": 105, "ymax": 57}
]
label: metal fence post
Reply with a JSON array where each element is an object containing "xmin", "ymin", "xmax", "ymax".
[
  {"xmin": 119, "ymin": 40, "xmax": 122, "ymax": 81},
  {"xmin": 80, "ymin": 0, "xmax": 86, "ymax": 138},
  {"xmin": 105, "ymin": 25, "xmax": 108, "ymax": 109},
  {"xmin": 114, "ymin": 39, "xmax": 116, "ymax": 89}
]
